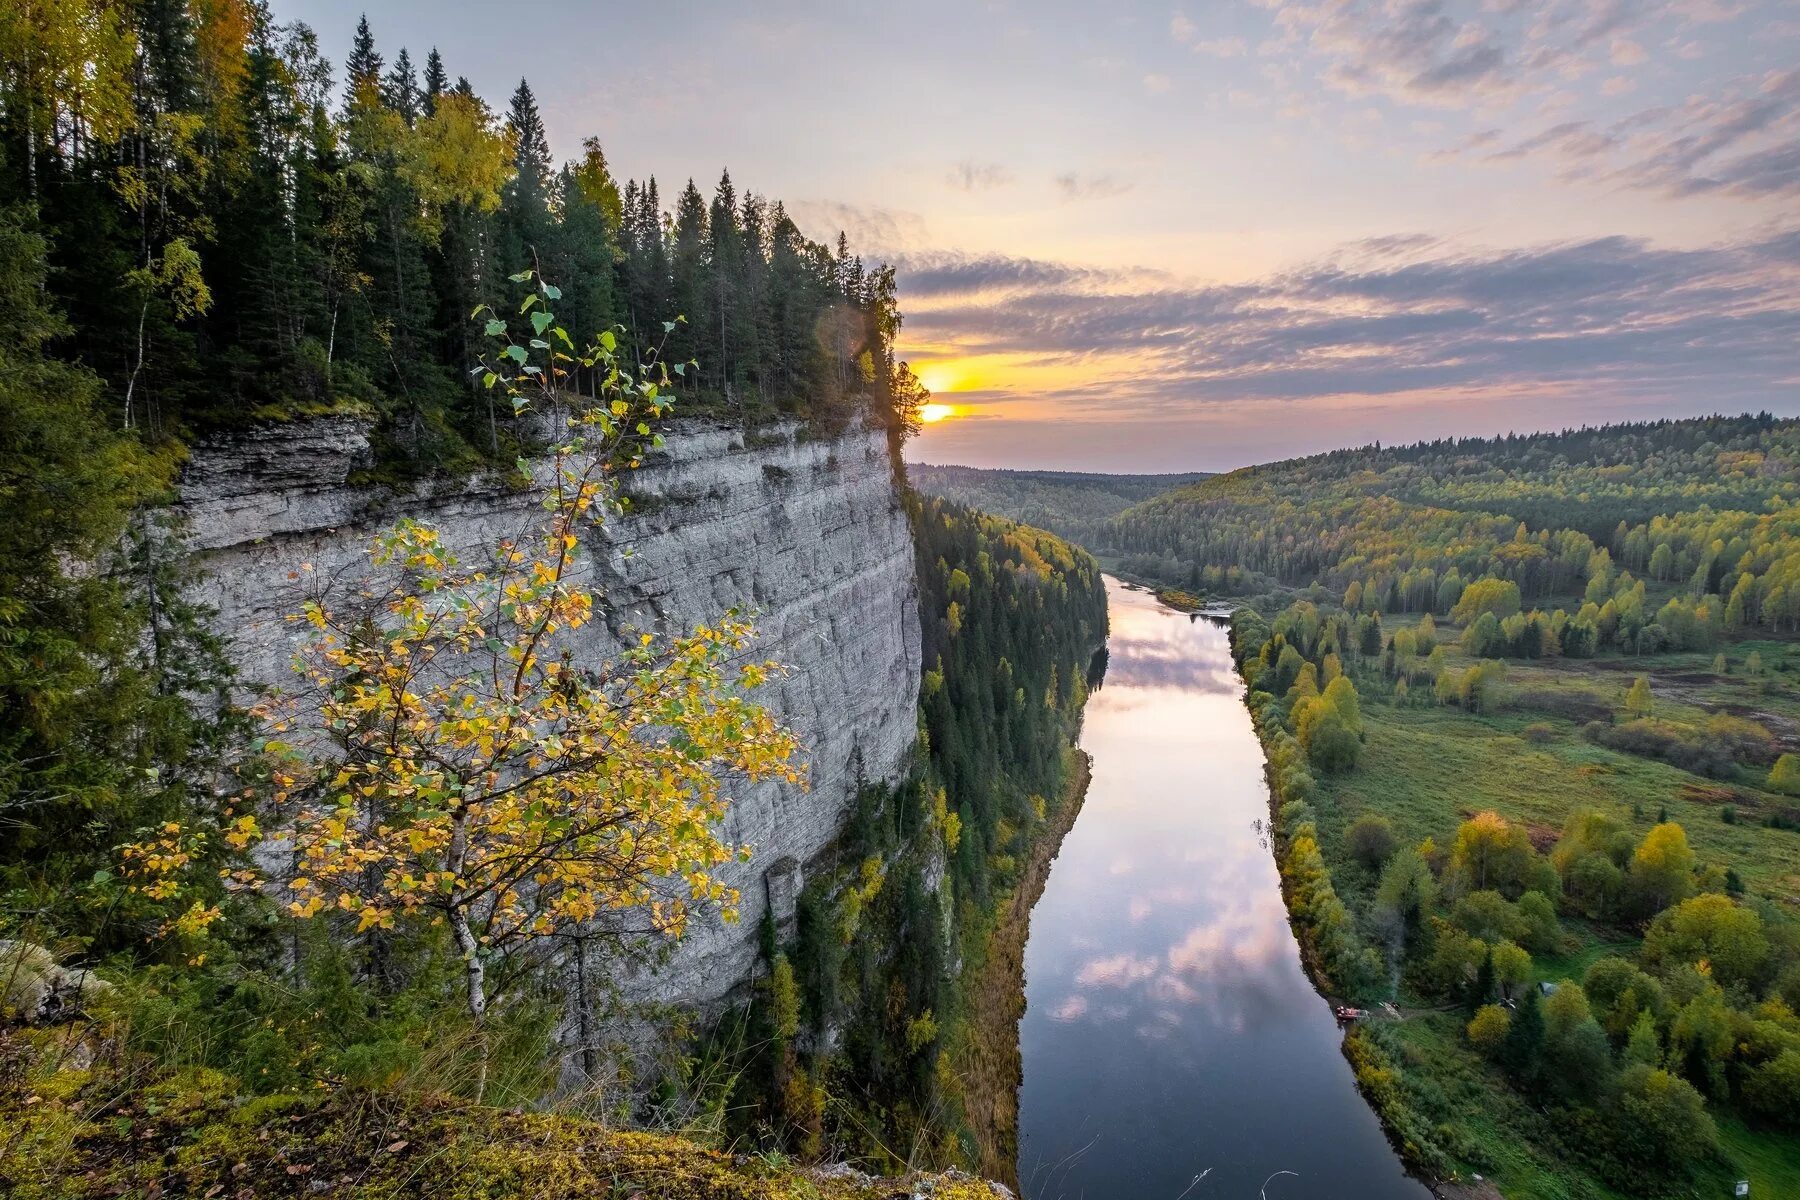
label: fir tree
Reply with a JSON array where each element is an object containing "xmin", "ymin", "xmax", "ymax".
[
  {"xmin": 506, "ymin": 78, "xmax": 551, "ymax": 199},
  {"xmin": 381, "ymin": 47, "xmax": 419, "ymax": 124},
  {"xmin": 421, "ymin": 48, "xmax": 446, "ymax": 115},
  {"xmin": 344, "ymin": 15, "xmax": 382, "ymax": 99},
  {"xmin": 1502, "ymin": 988, "xmax": 1546, "ymax": 1088}
]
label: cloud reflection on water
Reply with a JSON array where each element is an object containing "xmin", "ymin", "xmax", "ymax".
[{"xmin": 1017, "ymin": 579, "xmax": 1429, "ymax": 1199}]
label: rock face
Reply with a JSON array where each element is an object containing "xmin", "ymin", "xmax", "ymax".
[{"xmin": 177, "ymin": 415, "xmax": 922, "ymax": 1012}]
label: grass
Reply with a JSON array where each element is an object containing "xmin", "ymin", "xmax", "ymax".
[
  {"xmin": 1315, "ymin": 638, "xmax": 1800, "ymax": 913},
  {"xmin": 1713, "ymin": 1115, "xmax": 1800, "ymax": 1199},
  {"xmin": 1291, "ymin": 619, "xmax": 1800, "ymax": 1199},
  {"xmin": 0, "ymin": 1027, "xmax": 1003, "ymax": 1200}
]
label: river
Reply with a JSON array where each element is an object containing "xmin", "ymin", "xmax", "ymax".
[{"xmin": 1015, "ymin": 577, "xmax": 1431, "ymax": 1200}]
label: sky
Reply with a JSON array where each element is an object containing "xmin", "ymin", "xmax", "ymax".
[{"xmin": 285, "ymin": 1, "xmax": 1799, "ymax": 471}]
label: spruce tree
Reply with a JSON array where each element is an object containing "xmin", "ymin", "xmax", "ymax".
[
  {"xmin": 422, "ymin": 48, "xmax": 447, "ymax": 115},
  {"xmin": 1502, "ymin": 988, "xmax": 1546, "ymax": 1088},
  {"xmin": 344, "ymin": 15, "xmax": 382, "ymax": 99},
  {"xmin": 506, "ymin": 78, "xmax": 552, "ymax": 199},
  {"xmin": 382, "ymin": 47, "xmax": 420, "ymax": 124}
]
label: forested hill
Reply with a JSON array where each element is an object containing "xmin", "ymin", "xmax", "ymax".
[
  {"xmin": 1107, "ymin": 414, "xmax": 1800, "ymax": 619},
  {"xmin": 909, "ymin": 463, "xmax": 1211, "ymax": 548},
  {"xmin": 7, "ymin": 9, "xmax": 923, "ymax": 474}
]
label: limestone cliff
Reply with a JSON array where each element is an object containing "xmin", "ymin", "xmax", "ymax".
[{"xmin": 176, "ymin": 415, "xmax": 922, "ymax": 1012}]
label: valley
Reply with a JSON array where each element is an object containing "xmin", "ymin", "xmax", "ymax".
[{"xmin": 2, "ymin": 3, "xmax": 1796, "ymax": 1197}]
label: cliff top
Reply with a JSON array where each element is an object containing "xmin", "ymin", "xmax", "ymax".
[{"xmin": 1, "ymin": 1028, "xmax": 1008, "ymax": 1200}]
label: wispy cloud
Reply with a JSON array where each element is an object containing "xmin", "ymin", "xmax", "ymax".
[
  {"xmin": 1192, "ymin": 36, "xmax": 1249, "ymax": 58},
  {"xmin": 1480, "ymin": 67, "xmax": 1800, "ymax": 198},
  {"xmin": 1053, "ymin": 171, "xmax": 1135, "ymax": 200},
  {"xmin": 945, "ymin": 159, "xmax": 1014, "ymax": 192},
  {"xmin": 899, "ymin": 229, "xmax": 1800, "ymax": 414}
]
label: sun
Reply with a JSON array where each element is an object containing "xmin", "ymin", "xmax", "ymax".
[{"xmin": 918, "ymin": 403, "xmax": 957, "ymax": 424}]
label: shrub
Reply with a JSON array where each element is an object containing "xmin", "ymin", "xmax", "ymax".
[
  {"xmin": 1584, "ymin": 719, "xmax": 1735, "ymax": 779},
  {"xmin": 1468, "ymin": 1004, "xmax": 1511, "ymax": 1055},
  {"xmin": 1346, "ymin": 814, "xmax": 1399, "ymax": 869},
  {"xmin": 1522, "ymin": 722, "xmax": 1557, "ymax": 745},
  {"xmin": 1770, "ymin": 753, "xmax": 1800, "ymax": 797},
  {"xmin": 1743, "ymin": 1050, "xmax": 1800, "ymax": 1128}
]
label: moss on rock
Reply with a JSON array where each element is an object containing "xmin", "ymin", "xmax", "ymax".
[{"xmin": 0, "ymin": 1030, "xmax": 1010, "ymax": 1199}]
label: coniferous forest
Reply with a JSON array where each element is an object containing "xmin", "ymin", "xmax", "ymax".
[
  {"xmin": 7, "ymin": 5, "xmax": 1800, "ymax": 1200},
  {"xmin": 4, "ymin": 7, "xmax": 923, "ymax": 467}
]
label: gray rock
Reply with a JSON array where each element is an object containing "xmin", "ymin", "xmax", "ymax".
[{"xmin": 176, "ymin": 415, "xmax": 922, "ymax": 1014}]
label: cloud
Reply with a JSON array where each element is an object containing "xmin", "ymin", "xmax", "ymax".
[
  {"xmin": 946, "ymin": 159, "xmax": 1013, "ymax": 192},
  {"xmin": 897, "ymin": 229, "xmax": 1800, "ymax": 416},
  {"xmin": 892, "ymin": 251, "xmax": 1106, "ymax": 298},
  {"xmin": 1257, "ymin": 0, "xmax": 1521, "ymax": 107},
  {"xmin": 1481, "ymin": 67, "xmax": 1800, "ymax": 199},
  {"xmin": 1143, "ymin": 72, "xmax": 1173, "ymax": 94},
  {"xmin": 1192, "ymin": 36, "xmax": 1249, "ymax": 58},
  {"xmin": 1248, "ymin": 1, "xmax": 1800, "ymax": 202},
  {"xmin": 784, "ymin": 200, "xmax": 929, "ymax": 256},
  {"xmin": 1171, "ymin": 11, "xmax": 1198, "ymax": 43},
  {"xmin": 1053, "ymin": 171, "xmax": 1135, "ymax": 200},
  {"xmin": 1075, "ymin": 953, "xmax": 1160, "ymax": 987}
]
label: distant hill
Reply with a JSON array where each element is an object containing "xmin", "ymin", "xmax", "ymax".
[
  {"xmin": 1104, "ymin": 412, "xmax": 1800, "ymax": 602},
  {"xmin": 909, "ymin": 464, "xmax": 1213, "ymax": 549}
]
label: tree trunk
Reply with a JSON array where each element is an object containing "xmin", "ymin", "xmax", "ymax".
[
  {"xmin": 448, "ymin": 905, "xmax": 489, "ymax": 1100},
  {"xmin": 446, "ymin": 808, "xmax": 489, "ymax": 1099}
]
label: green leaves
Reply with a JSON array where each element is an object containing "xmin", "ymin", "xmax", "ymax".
[{"xmin": 529, "ymin": 310, "xmax": 553, "ymax": 336}]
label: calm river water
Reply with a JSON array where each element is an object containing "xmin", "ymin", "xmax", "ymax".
[{"xmin": 1016, "ymin": 578, "xmax": 1430, "ymax": 1200}]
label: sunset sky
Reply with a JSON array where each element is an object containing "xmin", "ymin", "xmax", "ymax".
[{"xmin": 290, "ymin": 1, "xmax": 1798, "ymax": 471}]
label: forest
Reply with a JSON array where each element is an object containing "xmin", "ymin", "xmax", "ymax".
[
  {"xmin": 1105, "ymin": 416, "xmax": 1800, "ymax": 1197},
  {"xmin": 2, "ymin": 5, "xmax": 924, "ymax": 471},
  {"xmin": 0, "ymin": 3, "xmax": 1115, "ymax": 1195},
  {"xmin": 717, "ymin": 494, "xmax": 1106, "ymax": 1166},
  {"xmin": 909, "ymin": 463, "xmax": 1209, "ymax": 549}
]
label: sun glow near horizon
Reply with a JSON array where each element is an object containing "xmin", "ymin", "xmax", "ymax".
[{"xmin": 918, "ymin": 402, "xmax": 957, "ymax": 424}]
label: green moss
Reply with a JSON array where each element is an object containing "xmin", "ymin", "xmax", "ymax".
[{"xmin": 0, "ymin": 1031, "xmax": 1002, "ymax": 1200}]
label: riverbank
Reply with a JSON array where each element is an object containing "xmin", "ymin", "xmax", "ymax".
[
  {"xmin": 956, "ymin": 746, "xmax": 1093, "ymax": 1193},
  {"xmin": 1228, "ymin": 618, "xmax": 1457, "ymax": 1190}
]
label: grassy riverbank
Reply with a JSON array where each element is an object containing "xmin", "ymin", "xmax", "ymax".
[
  {"xmin": 1233, "ymin": 615, "xmax": 1800, "ymax": 1199},
  {"xmin": 955, "ymin": 748, "xmax": 1093, "ymax": 1190}
]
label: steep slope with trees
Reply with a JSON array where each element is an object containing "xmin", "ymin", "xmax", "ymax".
[{"xmin": 910, "ymin": 463, "xmax": 1209, "ymax": 548}]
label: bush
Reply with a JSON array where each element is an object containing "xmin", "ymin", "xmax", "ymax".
[
  {"xmin": 1521, "ymin": 722, "xmax": 1557, "ymax": 745},
  {"xmin": 1743, "ymin": 1049, "xmax": 1800, "ymax": 1128},
  {"xmin": 1607, "ymin": 1064, "xmax": 1717, "ymax": 1177},
  {"xmin": 1704, "ymin": 713, "xmax": 1777, "ymax": 766},
  {"xmin": 1468, "ymin": 1004, "xmax": 1511, "ymax": 1055},
  {"xmin": 1770, "ymin": 753, "xmax": 1800, "ymax": 797},
  {"xmin": 1583, "ymin": 719, "xmax": 1736, "ymax": 779},
  {"xmin": 1346, "ymin": 814, "xmax": 1399, "ymax": 869}
]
